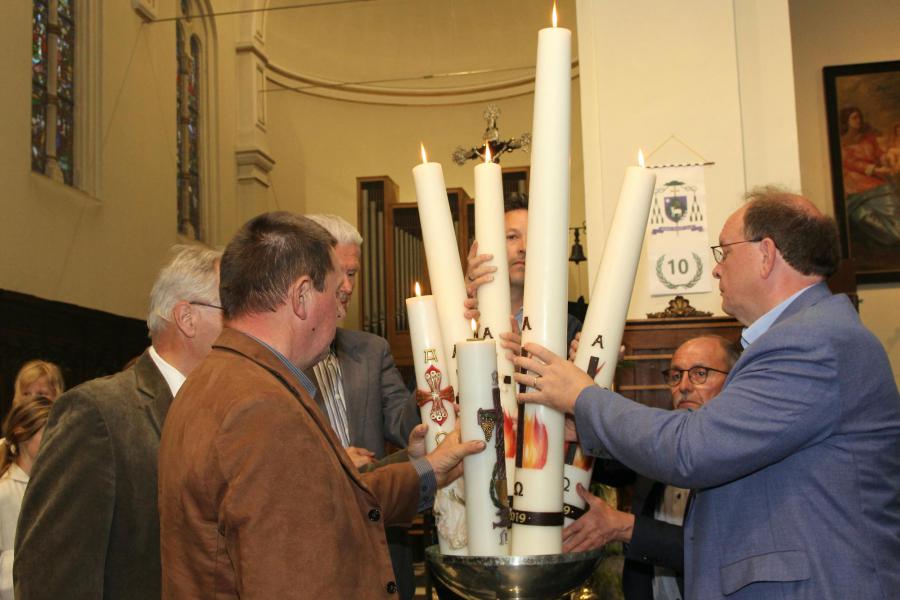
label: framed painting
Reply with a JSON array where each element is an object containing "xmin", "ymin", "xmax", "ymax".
[{"xmin": 824, "ymin": 60, "xmax": 900, "ymax": 283}]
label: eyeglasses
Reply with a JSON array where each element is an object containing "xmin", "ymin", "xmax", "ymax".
[
  {"xmin": 189, "ymin": 301, "xmax": 223, "ymax": 310},
  {"xmin": 661, "ymin": 366, "xmax": 730, "ymax": 387},
  {"xmin": 710, "ymin": 239, "xmax": 761, "ymax": 264}
]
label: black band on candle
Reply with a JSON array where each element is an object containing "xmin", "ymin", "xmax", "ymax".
[
  {"xmin": 515, "ymin": 349, "xmax": 530, "ymax": 469},
  {"xmin": 509, "ymin": 509, "xmax": 564, "ymax": 527},
  {"xmin": 563, "ymin": 503, "xmax": 586, "ymax": 520},
  {"xmin": 564, "ymin": 442, "xmax": 578, "ymax": 465}
]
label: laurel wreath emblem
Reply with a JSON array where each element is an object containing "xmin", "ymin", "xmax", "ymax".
[{"xmin": 656, "ymin": 252, "xmax": 704, "ymax": 290}]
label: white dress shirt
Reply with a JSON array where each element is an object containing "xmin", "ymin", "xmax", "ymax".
[
  {"xmin": 148, "ymin": 346, "xmax": 186, "ymax": 397},
  {"xmin": 0, "ymin": 463, "xmax": 29, "ymax": 600}
]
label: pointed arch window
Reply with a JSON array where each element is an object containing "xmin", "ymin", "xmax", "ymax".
[
  {"xmin": 32, "ymin": 0, "xmax": 76, "ymax": 185},
  {"xmin": 176, "ymin": 0, "xmax": 203, "ymax": 240}
]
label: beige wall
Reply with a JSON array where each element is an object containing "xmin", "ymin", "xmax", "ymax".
[
  {"xmin": 790, "ymin": 0, "xmax": 900, "ymax": 380},
  {"xmin": 0, "ymin": 0, "xmax": 240, "ymax": 321}
]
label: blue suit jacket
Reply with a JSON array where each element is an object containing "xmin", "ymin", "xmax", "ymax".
[{"xmin": 575, "ymin": 283, "xmax": 900, "ymax": 599}]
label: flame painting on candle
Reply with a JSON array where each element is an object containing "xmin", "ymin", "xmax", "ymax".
[
  {"xmin": 564, "ymin": 148, "xmax": 657, "ymax": 526},
  {"xmin": 520, "ymin": 412, "xmax": 549, "ymax": 469},
  {"xmin": 504, "ymin": 410, "xmax": 517, "ymax": 458}
]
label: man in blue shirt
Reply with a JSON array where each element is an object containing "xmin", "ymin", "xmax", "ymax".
[{"xmin": 513, "ymin": 188, "xmax": 900, "ymax": 599}]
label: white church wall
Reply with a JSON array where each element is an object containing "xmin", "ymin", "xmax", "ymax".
[{"xmin": 0, "ymin": 0, "xmax": 240, "ymax": 321}]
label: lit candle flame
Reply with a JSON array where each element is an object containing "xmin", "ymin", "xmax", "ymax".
[
  {"xmin": 420, "ymin": 143, "xmax": 428, "ymax": 164},
  {"xmin": 552, "ymin": 1, "xmax": 558, "ymax": 27},
  {"xmin": 414, "ymin": 281, "xmax": 422, "ymax": 296},
  {"xmin": 638, "ymin": 149, "xmax": 645, "ymax": 168},
  {"xmin": 484, "ymin": 144, "xmax": 492, "ymax": 163},
  {"xmin": 470, "ymin": 318, "xmax": 478, "ymax": 338}
]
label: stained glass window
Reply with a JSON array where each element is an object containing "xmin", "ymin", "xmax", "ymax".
[
  {"xmin": 31, "ymin": 0, "xmax": 75, "ymax": 185},
  {"xmin": 176, "ymin": 1, "xmax": 202, "ymax": 240}
]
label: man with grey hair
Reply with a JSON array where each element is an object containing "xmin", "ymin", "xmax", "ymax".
[
  {"xmin": 15, "ymin": 245, "xmax": 223, "ymax": 600},
  {"xmin": 306, "ymin": 213, "xmax": 420, "ymax": 600}
]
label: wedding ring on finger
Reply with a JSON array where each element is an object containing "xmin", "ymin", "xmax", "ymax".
[{"xmin": 532, "ymin": 375, "xmax": 540, "ymax": 390}]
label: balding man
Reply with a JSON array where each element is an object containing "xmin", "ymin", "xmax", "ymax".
[
  {"xmin": 564, "ymin": 336, "xmax": 739, "ymax": 600},
  {"xmin": 15, "ymin": 245, "xmax": 223, "ymax": 600},
  {"xmin": 515, "ymin": 188, "xmax": 900, "ymax": 599}
]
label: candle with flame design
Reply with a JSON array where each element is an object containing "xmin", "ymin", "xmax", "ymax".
[
  {"xmin": 565, "ymin": 151, "xmax": 656, "ymax": 525},
  {"xmin": 511, "ymin": 1, "xmax": 571, "ymax": 556},
  {"xmin": 412, "ymin": 145, "xmax": 471, "ymax": 396},
  {"xmin": 473, "ymin": 144, "xmax": 519, "ymax": 501},
  {"xmin": 406, "ymin": 283, "xmax": 467, "ymax": 555},
  {"xmin": 458, "ymin": 320, "xmax": 509, "ymax": 556}
]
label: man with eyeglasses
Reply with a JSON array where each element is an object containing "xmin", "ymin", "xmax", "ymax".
[
  {"xmin": 513, "ymin": 187, "xmax": 900, "ymax": 599},
  {"xmin": 564, "ymin": 336, "xmax": 738, "ymax": 600},
  {"xmin": 15, "ymin": 245, "xmax": 223, "ymax": 600}
]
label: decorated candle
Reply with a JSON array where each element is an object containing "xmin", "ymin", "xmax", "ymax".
[
  {"xmin": 412, "ymin": 145, "xmax": 471, "ymax": 396},
  {"xmin": 565, "ymin": 152, "xmax": 656, "ymax": 525},
  {"xmin": 474, "ymin": 145, "xmax": 519, "ymax": 500},
  {"xmin": 511, "ymin": 2, "xmax": 571, "ymax": 556},
  {"xmin": 406, "ymin": 285, "xmax": 467, "ymax": 555},
  {"xmin": 458, "ymin": 323, "xmax": 509, "ymax": 556}
]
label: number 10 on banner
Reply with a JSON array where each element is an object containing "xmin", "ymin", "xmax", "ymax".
[{"xmin": 649, "ymin": 249, "xmax": 712, "ymax": 295}]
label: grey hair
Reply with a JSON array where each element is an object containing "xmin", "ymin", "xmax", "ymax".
[
  {"xmin": 306, "ymin": 214, "xmax": 363, "ymax": 246},
  {"xmin": 147, "ymin": 245, "xmax": 222, "ymax": 337}
]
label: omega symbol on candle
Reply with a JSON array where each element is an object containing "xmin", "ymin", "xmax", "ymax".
[{"xmin": 514, "ymin": 481, "xmax": 524, "ymax": 497}]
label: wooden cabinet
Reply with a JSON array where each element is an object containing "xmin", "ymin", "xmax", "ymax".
[
  {"xmin": 358, "ymin": 168, "xmax": 529, "ymax": 367},
  {"xmin": 357, "ymin": 177, "xmax": 471, "ymax": 366}
]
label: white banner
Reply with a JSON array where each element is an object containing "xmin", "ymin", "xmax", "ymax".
[{"xmin": 646, "ymin": 166, "xmax": 713, "ymax": 295}]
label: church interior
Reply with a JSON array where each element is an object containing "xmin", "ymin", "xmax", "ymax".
[{"xmin": 1, "ymin": 1, "xmax": 899, "ymax": 597}]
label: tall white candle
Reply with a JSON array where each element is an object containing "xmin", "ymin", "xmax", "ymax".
[
  {"xmin": 511, "ymin": 5, "xmax": 571, "ymax": 557},
  {"xmin": 412, "ymin": 146, "xmax": 471, "ymax": 396},
  {"xmin": 458, "ymin": 331, "xmax": 510, "ymax": 556},
  {"xmin": 406, "ymin": 288, "xmax": 467, "ymax": 555},
  {"xmin": 474, "ymin": 148, "xmax": 519, "ymax": 501},
  {"xmin": 565, "ymin": 155, "xmax": 656, "ymax": 524}
]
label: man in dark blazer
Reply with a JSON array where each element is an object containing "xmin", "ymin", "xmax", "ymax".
[
  {"xmin": 14, "ymin": 245, "xmax": 222, "ymax": 600},
  {"xmin": 516, "ymin": 189, "xmax": 900, "ymax": 599},
  {"xmin": 307, "ymin": 214, "xmax": 420, "ymax": 600},
  {"xmin": 570, "ymin": 336, "xmax": 738, "ymax": 600}
]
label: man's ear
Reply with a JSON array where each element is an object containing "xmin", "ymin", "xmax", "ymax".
[
  {"xmin": 291, "ymin": 277, "xmax": 312, "ymax": 320},
  {"xmin": 758, "ymin": 237, "xmax": 778, "ymax": 279},
  {"xmin": 172, "ymin": 300, "xmax": 197, "ymax": 338}
]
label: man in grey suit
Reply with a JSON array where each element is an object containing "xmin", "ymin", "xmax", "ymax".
[
  {"xmin": 307, "ymin": 214, "xmax": 420, "ymax": 600},
  {"xmin": 14, "ymin": 245, "xmax": 222, "ymax": 600},
  {"xmin": 515, "ymin": 188, "xmax": 900, "ymax": 599}
]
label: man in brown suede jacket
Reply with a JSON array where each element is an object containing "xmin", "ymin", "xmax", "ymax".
[{"xmin": 158, "ymin": 212, "xmax": 483, "ymax": 599}]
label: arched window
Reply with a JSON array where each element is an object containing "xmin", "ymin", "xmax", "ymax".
[
  {"xmin": 176, "ymin": 1, "xmax": 203, "ymax": 240},
  {"xmin": 32, "ymin": 0, "xmax": 76, "ymax": 185}
]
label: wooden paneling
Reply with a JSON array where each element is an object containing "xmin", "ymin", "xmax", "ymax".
[{"xmin": 0, "ymin": 289, "xmax": 149, "ymax": 421}]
